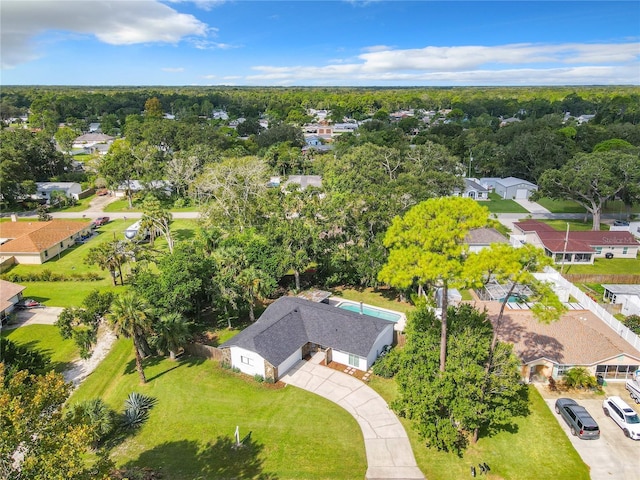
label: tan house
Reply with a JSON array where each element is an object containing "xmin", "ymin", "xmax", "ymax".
[
  {"xmin": 0, "ymin": 279, "xmax": 26, "ymax": 321},
  {"xmin": 512, "ymin": 220, "xmax": 640, "ymax": 264},
  {"xmin": 497, "ymin": 309, "xmax": 640, "ymax": 382},
  {"xmin": 0, "ymin": 220, "xmax": 92, "ymax": 265}
]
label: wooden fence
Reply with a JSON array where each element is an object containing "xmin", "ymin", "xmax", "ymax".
[
  {"xmin": 562, "ymin": 274, "xmax": 640, "ymax": 285},
  {"xmin": 183, "ymin": 343, "xmax": 224, "ymax": 361}
]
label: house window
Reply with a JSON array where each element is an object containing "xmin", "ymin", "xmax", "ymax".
[
  {"xmin": 595, "ymin": 247, "xmax": 602, "ymax": 254},
  {"xmin": 348, "ymin": 354, "xmax": 359, "ymax": 368},
  {"xmin": 556, "ymin": 365, "xmax": 573, "ymax": 377},
  {"xmin": 623, "ymin": 247, "xmax": 628, "ymax": 254},
  {"xmin": 44, "ymin": 250, "xmax": 48, "ymax": 258},
  {"xmin": 596, "ymin": 364, "xmax": 639, "ymax": 380},
  {"xmin": 240, "ymin": 356, "xmax": 254, "ymax": 366},
  {"xmin": 60, "ymin": 242, "xmax": 64, "ymax": 248}
]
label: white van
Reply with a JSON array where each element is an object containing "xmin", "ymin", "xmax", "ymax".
[{"xmin": 602, "ymin": 396, "xmax": 640, "ymax": 440}]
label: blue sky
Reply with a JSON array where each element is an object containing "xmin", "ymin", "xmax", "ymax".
[{"xmin": 1, "ymin": 1, "xmax": 639, "ymax": 86}]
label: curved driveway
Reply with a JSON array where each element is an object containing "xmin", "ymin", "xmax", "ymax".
[{"xmin": 280, "ymin": 358, "xmax": 425, "ymax": 480}]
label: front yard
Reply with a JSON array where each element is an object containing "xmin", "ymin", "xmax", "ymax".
[
  {"xmin": 368, "ymin": 377, "xmax": 590, "ymax": 480},
  {"xmin": 70, "ymin": 339, "xmax": 367, "ymax": 479}
]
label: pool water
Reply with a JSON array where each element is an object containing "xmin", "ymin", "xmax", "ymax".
[{"xmin": 338, "ymin": 303, "xmax": 402, "ymax": 322}]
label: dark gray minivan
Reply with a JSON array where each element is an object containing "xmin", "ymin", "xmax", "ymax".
[{"xmin": 555, "ymin": 398, "xmax": 600, "ymax": 439}]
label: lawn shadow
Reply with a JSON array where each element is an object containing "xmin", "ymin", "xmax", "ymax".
[
  {"xmin": 124, "ymin": 354, "xmax": 207, "ymax": 382},
  {"xmin": 0, "ymin": 337, "xmax": 72, "ymax": 373},
  {"xmin": 173, "ymin": 228, "xmax": 196, "ymax": 242},
  {"xmin": 122, "ymin": 435, "xmax": 278, "ymax": 480}
]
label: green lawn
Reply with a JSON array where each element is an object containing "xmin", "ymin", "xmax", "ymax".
[
  {"xmin": 50, "ymin": 195, "xmax": 96, "ymax": 213},
  {"xmin": 368, "ymin": 377, "xmax": 589, "ymax": 480},
  {"xmin": 2, "ymin": 324, "xmax": 79, "ymax": 372},
  {"xmin": 481, "ymin": 193, "xmax": 529, "ymax": 214},
  {"xmin": 103, "ymin": 198, "xmax": 198, "ymax": 213},
  {"xmin": 538, "ymin": 219, "xmax": 608, "ymax": 231},
  {"xmin": 536, "ymin": 197, "xmax": 640, "ymax": 215},
  {"xmin": 70, "ymin": 339, "xmax": 367, "ymax": 479},
  {"xmin": 562, "ymin": 257, "xmax": 640, "ymax": 275}
]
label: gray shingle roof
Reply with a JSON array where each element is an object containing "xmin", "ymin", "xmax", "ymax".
[{"xmin": 220, "ymin": 297, "xmax": 394, "ymax": 366}]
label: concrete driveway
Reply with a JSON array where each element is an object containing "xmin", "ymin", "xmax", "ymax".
[
  {"xmin": 545, "ymin": 386, "xmax": 640, "ymax": 480},
  {"xmin": 280, "ymin": 356, "xmax": 425, "ymax": 480},
  {"xmin": 4, "ymin": 306, "xmax": 63, "ymax": 330}
]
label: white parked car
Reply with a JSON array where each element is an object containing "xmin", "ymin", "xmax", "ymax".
[{"xmin": 602, "ymin": 396, "xmax": 640, "ymax": 440}]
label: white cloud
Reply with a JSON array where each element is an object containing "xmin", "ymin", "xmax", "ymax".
[
  {"xmin": 1, "ymin": 0, "xmax": 209, "ymax": 68},
  {"xmin": 191, "ymin": 39, "xmax": 238, "ymax": 50},
  {"xmin": 162, "ymin": 67, "xmax": 185, "ymax": 72},
  {"xmin": 247, "ymin": 42, "xmax": 640, "ymax": 85}
]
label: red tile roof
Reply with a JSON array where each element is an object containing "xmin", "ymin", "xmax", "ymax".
[{"xmin": 513, "ymin": 220, "xmax": 639, "ymax": 253}]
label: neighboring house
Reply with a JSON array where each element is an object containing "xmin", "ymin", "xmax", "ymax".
[
  {"xmin": 114, "ymin": 180, "xmax": 172, "ymax": 197},
  {"xmin": 0, "ymin": 279, "xmax": 26, "ymax": 322},
  {"xmin": 302, "ymin": 136, "xmax": 333, "ymax": 154},
  {"xmin": 498, "ymin": 309, "xmax": 640, "ymax": 382},
  {"xmin": 512, "ymin": 220, "xmax": 640, "ymax": 264},
  {"xmin": 33, "ymin": 182, "xmax": 82, "ymax": 203},
  {"xmin": 453, "ymin": 178, "xmax": 490, "ymax": 200},
  {"xmin": 611, "ymin": 221, "xmax": 640, "ymax": 240},
  {"xmin": 480, "ymin": 177, "xmax": 538, "ymax": 200},
  {"xmin": 603, "ymin": 284, "xmax": 640, "ymax": 316},
  {"xmin": 88, "ymin": 123, "xmax": 101, "ymax": 132},
  {"xmin": 219, "ymin": 297, "xmax": 394, "ymax": 382},
  {"xmin": 0, "ymin": 219, "xmax": 92, "ymax": 265},
  {"xmin": 282, "ymin": 175, "xmax": 322, "ymax": 190},
  {"xmin": 465, "ymin": 227, "xmax": 508, "ymax": 253},
  {"xmin": 72, "ymin": 133, "xmax": 115, "ymax": 150}
]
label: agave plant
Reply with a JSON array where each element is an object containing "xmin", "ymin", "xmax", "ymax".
[{"xmin": 120, "ymin": 392, "xmax": 157, "ymax": 429}]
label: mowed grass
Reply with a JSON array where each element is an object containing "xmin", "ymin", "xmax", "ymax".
[
  {"xmin": 482, "ymin": 193, "xmax": 529, "ymax": 213},
  {"xmin": 368, "ymin": 377, "xmax": 589, "ymax": 480},
  {"xmin": 537, "ymin": 219, "xmax": 608, "ymax": 231},
  {"xmin": 562, "ymin": 256, "xmax": 640, "ymax": 275},
  {"xmin": 103, "ymin": 198, "xmax": 198, "ymax": 213},
  {"xmin": 537, "ymin": 197, "xmax": 640, "ymax": 215},
  {"xmin": 70, "ymin": 339, "xmax": 367, "ymax": 480},
  {"xmin": 3, "ymin": 218, "xmax": 199, "ymax": 307},
  {"xmin": 2, "ymin": 324, "xmax": 79, "ymax": 372}
]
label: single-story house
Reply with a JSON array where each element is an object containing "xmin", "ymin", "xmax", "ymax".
[
  {"xmin": 453, "ymin": 178, "xmax": 490, "ymax": 200},
  {"xmin": 114, "ymin": 180, "xmax": 172, "ymax": 198},
  {"xmin": 512, "ymin": 220, "xmax": 639, "ymax": 264},
  {"xmin": 72, "ymin": 132, "xmax": 114, "ymax": 149},
  {"xmin": 497, "ymin": 309, "xmax": 640, "ymax": 382},
  {"xmin": 481, "ymin": 177, "xmax": 538, "ymax": 200},
  {"xmin": 0, "ymin": 279, "xmax": 26, "ymax": 321},
  {"xmin": 610, "ymin": 221, "xmax": 640, "ymax": 240},
  {"xmin": 465, "ymin": 227, "xmax": 509, "ymax": 253},
  {"xmin": 33, "ymin": 182, "xmax": 82, "ymax": 203},
  {"xmin": 283, "ymin": 175, "xmax": 322, "ymax": 190},
  {"xmin": 0, "ymin": 219, "xmax": 92, "ymax": 264},
  {"xmin": 603, "ymin": 284, "xmax": 640, "ymax": 317},
  {"xmin": 220, "ymin": 296, "xmax": 394, "ymax": 382}
]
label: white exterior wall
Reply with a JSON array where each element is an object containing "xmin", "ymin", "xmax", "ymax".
[
  {"xmin": 366, "ymin": 325, "xmax": 394, "ymax": 369},
  {"xmin": 593, "ymin": 245, "xmax": 638, "ymax": 259},
  {"xmin": 277, "ymin": 348, "xmax": 302, "ymax": 378},
  {"xmin": 621, "ymin": 296, "xmax": 640, "ymax": 316},
  {"xmin": 229, "ymin": 346, "xmax": 266, "ymax": 378},
  {"xmin": 332, "ymin": 349, "xmax": 365, "ymax": 371}
]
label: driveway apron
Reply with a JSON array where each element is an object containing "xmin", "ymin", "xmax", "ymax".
[{"xmin": 280, "ymin": 358, "xmax": 425, "ymax": 480}]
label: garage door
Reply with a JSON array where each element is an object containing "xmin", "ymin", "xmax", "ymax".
[{"xmin": 515, "ymin": 189, "xmax": 528, "ymax": 199}]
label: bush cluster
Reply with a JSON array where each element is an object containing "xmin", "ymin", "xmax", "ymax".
[{"xmin": 2, "ymin": 269, "xmax": 103, "ymax": 283}]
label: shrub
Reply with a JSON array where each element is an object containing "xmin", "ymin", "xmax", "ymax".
[
  {"xmin": 372, "ymin": 347, "xmax": 401, "ymax": 378},
  {"xmin": 232, "ymin": 366, "xmax": 241, "ymax": 373},
  {"xmin": 625, "ymin": 314, "xmax": 640, "ymax": 335},
  {"xmin": 66, "ymin": 398, "xmax": 117, "ymax": 445},
  {"xmin": 563, "ymin": 367, "xmax": 597, "ymax": 389},
  {"xmin": 120, "ymin": 392, "xmax": 157, "ymax": 429},
  {"xmin": 254, "ymin": 374, "xmax": 264, "ymax": 383}
]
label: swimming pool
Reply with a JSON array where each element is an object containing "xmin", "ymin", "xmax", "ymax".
[{"xmin": 336, "ymin": 301, "xmax": 402, "ymax": 323}]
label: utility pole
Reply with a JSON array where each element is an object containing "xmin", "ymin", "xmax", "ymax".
[
  {"xmin": 468, "ymin": 149, "xmax": 473, "ymax": 178},
  {"xmin": 560, "ymin": 223, "xmax": 570, "ymax": 274}
]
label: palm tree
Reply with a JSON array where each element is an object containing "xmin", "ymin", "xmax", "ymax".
[
  {"xmin": 237, "ymin": 266, "xmax": 273, "ymax": 322},
  {"xmin": 154, "ymin": 313, "xmax": 190, "ymax": 361},
  {"xmin": 107, "ymin": 292, "xmax": 153, "ymax": 383}
]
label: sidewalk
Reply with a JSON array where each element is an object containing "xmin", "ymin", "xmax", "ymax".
[
  {"xmin": 513, "ymin": 198, "xmax": 551, "ymax": 214},
  {"xmin": 281, "ymin": 356, "xmax": 425, "ymax": 480}
]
